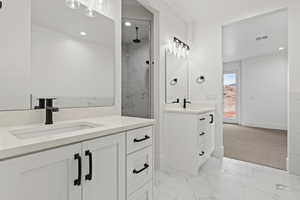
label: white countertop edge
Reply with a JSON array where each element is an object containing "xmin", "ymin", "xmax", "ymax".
[{"xmin": 0, "ymin": 116, "xmax": 155, "ymax": 161}]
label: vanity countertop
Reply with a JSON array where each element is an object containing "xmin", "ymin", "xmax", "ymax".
[
  {"xmin": 0, "ymin": 115, "xmax": 155, "ymax": 160},
  {"xmin": 165, "ymin": 107, "xmax": 215, "ymax": 115}
]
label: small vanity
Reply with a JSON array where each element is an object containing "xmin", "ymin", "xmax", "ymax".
[
  {"xmin": 0, "ymin": 116, "xmax": 155, "ymax": 200},
  {"xmin": 164, "ymin": 47, "xmax": 216, "ymax": 174},
  {"xmin": 164, "ymin": 107, "xmax": 215, "ymax": 174}
]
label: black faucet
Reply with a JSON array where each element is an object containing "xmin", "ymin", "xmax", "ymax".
[
  {"xmin": 34, "ymin": 98, "xmax": 46, "ymax": 110},
  {"xmin": 183, "ymin": 98, "xmax": 191, "ymax": 109},
  {"xmin": 45, "ymin": 98, "xmax": 59, "ymax": 125}
]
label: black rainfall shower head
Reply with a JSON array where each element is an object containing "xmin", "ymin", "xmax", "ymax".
[{"xmin": 133, "ymin": 27, "xmax": 141, "ymax": 43}]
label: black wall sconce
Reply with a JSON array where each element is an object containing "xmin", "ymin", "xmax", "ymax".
[
  {"xmin": 170, "ymin": 78, "xmax": 178, "ymax": 86},
  {"xmin": 196, "ymin": 76, "xmax": 205, "ymax": 84},
  {"xmin": 173, "ymin": 37, "xmax": 190, "ymax": 51},
  {"xmin": 167, "ymin": 37, "xmax": 191, "ymax": 58}
]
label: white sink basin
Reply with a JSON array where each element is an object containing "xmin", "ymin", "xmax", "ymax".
[{"xmin": 10, "ymin": 122, "xmax": 101, "ymax": 139}]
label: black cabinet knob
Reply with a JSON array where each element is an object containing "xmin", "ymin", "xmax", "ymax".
[{"xmin": 199, "ymin": 151, "xmax": 205, "ymax": 156}]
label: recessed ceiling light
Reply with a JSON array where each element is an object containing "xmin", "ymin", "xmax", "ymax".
[
  {"xmin": 80, "ymin": 32, "xmax": 87, "ymax": 36},
  {"xmin": 278, "ymin": 47, "xmax": 285, "ymax": 51},
  {"xmin": 124, "ymin": 21, "xmax": 132, "ymax": 27}
]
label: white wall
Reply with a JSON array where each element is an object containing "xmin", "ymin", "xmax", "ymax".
[
  {"xmin": 288, "ymin": 0, "xmax": 300, "ymax": 175},
  {"xmin": 241, "ymin": 53, "xmax": 288, "ymax": 130},
  {"xmin": 225, "ymin": 53, "xmax": 288, "ymax": 130},
  {"xmin": 189, "ymin": 0, "xmax": 300, "ymax": 174}
]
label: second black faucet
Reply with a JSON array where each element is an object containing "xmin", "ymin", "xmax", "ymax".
[
  {"xmin": 183, "ymin": 98, "xmax": 191, "ymax": 109},
  {"xmin": 45, "ymin": 98, "xmax": 59, "ymax": 125}
]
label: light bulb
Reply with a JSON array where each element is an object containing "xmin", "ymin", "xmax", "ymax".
[
  {"xmin": 65, "ymin": 0, "xmax": 80, "ymax": 9},
  {"xmin": 173, "ymin": 42, "xmax": 177, "ymax": 56},
  {"xmin": 278, "ymin": 47, "xmax": 285, "ymax": 51},
  {"xmin": 80, "ymin": 32, "xmax": 87, "ymax": 36},
  {"xmin": 168, "ymin": 40, "xmax": 173, "ymax": 53},
  {"xmin": 124, "ymin": 21, "xmax": 132, "ymax": 27},
  {"xmin": 85, "ymin": 8, "xmax": 96, "ymax": 17}
]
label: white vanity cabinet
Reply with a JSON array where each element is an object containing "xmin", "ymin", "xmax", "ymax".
[
  {"xmin": 0, "ymin": 124, "xmax": 154, "ymax": 200},
  {"xmin": 0, "ymin": 143, "xmax": 83, "ymax": 200},
  {"xmin": 164, "ymin": 110, "xmax": 215, "ymax": 175}
]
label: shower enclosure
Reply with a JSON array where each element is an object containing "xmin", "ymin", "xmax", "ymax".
[{"xmin": 122, "ymin": 18, "xmax": 152, "ymax": 118}]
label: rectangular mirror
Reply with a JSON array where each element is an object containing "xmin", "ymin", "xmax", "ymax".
[
  {"xmin": 165, "ymin": 51, "xmax": 189, "ymax": 103},
  {"xmin": 0, "ymin": 0, "xmax": 115, "ymax": 111}
]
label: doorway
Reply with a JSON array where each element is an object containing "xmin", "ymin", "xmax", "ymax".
[{"xmin": 222, "ymin": 9, "xmax": 288, "ymax": 170}]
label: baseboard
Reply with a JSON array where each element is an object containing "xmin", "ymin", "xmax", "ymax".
[
  {"xmin": 240, "ymin": 121, "xmax": 287, "ymax": 131},
  {"xmin": 213, "ymin": 146, "xmax": 224, "ymax": 158}
]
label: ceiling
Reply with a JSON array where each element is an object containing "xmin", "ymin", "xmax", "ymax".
[
  {"xmin": 223, "ymin": 9, "xmax": 288, "ymax": 62},
  {"xmin": 163, "ymin": 0, "xmax": 287, "ymax": 23},
  {"xmin": 123, "ymin": 0, "xmax": 140, "ymax": 6}
]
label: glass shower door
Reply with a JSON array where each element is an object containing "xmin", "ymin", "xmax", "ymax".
[{"xmin": 121, "ymin": 19, "xmax": 152, "ymax": 118}]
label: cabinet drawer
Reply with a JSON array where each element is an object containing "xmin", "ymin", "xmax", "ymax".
[
  {"xmin": 127, "ymin": 147, "xmax": 153, "ymax": 195},
  {"xmin": 127, "ymin": 126, "xmax": 153, "ymax": 154},
  {"xmin": 197, "ymin": 144, "xmax": 209, "ymax": 167},
  {"xmin": 198, "ymin": 114, "xmax": 210, "ymax": 128},
  {"xmin": 128, "ymin": 181, "xmax": 153, "ymax": 200},
  {"xmin": 197, "ymin": 129, "xmax": 208, "ymax": 145}
]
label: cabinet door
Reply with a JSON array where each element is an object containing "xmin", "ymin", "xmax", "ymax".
[
  {"xmin": 0, "ymin": 144, "xmax": 82, "ymax": 200},
  {"xmin": 82, "ymin": 133, "xmax": 126, "ymax": 200}
]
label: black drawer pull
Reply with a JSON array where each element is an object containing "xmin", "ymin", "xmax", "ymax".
[
  {"xmin": 133, "ymin": 163, "xmax": 149, "ymax": 174},
  {"xmin": 74, "ymin": 153, "xmax": 82, "ymax": 186},
  {"xmin": 200, "ymin": 118, "xmax": 206, "ymax": 121},
  {"xmin": 199, "ymin": 132, "xmax": 206, "ymax": 136},
  {"xmin": 210, "ymin": 114, "xmax": 214, "ymax": 124},
  {"xmin": 199, "ymin": 151, "xmax": 205, "ymax": 156},
  {"xmin": 0, "ymin": 1, "xmax": 2, "ymax": 9},
  {"xmin": 85, "ymin": 150, "xmax": 93, "ymax": 181},
  {"xmin": 134, "ymin": 135, "xmax": 150, "ymax": 143}
]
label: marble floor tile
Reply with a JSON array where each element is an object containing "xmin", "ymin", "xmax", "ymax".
[{"xmin": 154, "ymin": 157, "xmax": 300, "ymax": 200}]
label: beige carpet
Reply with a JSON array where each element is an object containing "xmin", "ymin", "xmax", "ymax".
[{"xmin": 223, "ymin": 124, "xmax": 287, "ymax": 170}]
